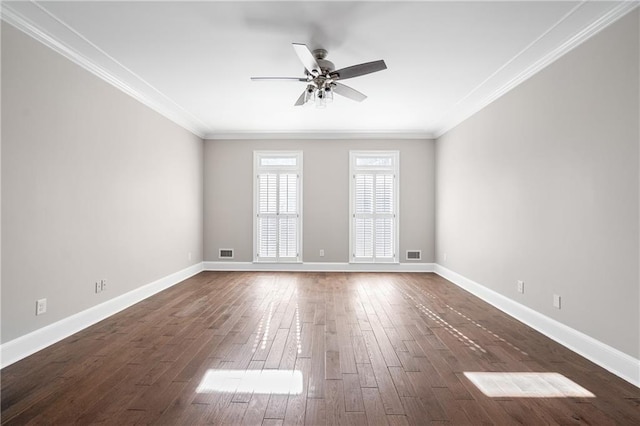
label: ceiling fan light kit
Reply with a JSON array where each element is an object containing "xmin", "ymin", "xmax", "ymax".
[
  {"xmin": 251, "ymin": 43, "xmax": 387, "ymax": 108},
  {"xmin": 301, "ymin": 84, "xmax": 334, "ymax": 108}
]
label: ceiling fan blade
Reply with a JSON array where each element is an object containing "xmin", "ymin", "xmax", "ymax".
[
  {"xmin": 294, "ymin": 89, "xmax": 307, "ymax": 106},
  {"xmin": 333, "ymin": 83, "xmax": 367, "ymax": 102},
  {"xmin": 292, "ymin": 43, "xmax": 321, "ymax": 75},
  {"xmin": 251, "ymin": 77, "xmax": 308, "ymax": 82},
  {"xmin": 330, "ymin": 60, "xmax": 387, "ymax": 80}
]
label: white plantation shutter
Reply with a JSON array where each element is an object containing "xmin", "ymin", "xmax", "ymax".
[
  {"xmin": 350, "ymin": 152, "xmax": 398, "ymax": 263},
  {"xmin": 375, "ymin": 217, "xmax": 393, "ymax": 258},
  {"xmin": 257, "ymin": 216, "xmax": 277, "ymax": 258},
  {"xmin": 374, "ymin": 174, "xmax": 394, "ymax": 259},
  {"xmin": 354, "ymin": 174, "xmax": 373, "ymax": 258},
  {"xmin": 255, "ymin": 153, "xmax": 302, "ymax": 262},
  {"xmin": 375, "ymin": 174, "xmax": 393, "ymax": 214},
  {"xmin": 278, "ymin": 173, "xmax": 298, "ymax": 258},
  {"xmin": 355, "ymin": 175, "xmax": 374, "ymax": 214},
  {"xmin": 257, "ymin": 173, "xmax": 277, "ymax": 259},
  {"xmin": 279, "ymin": 216, "xmax": 297, "ymax": 258},
  {"xmin": 354, "ymin": 218, "xmax": 373, "ymax": 258},
  {"xmin": 279, "ymin": 173, "xmax": 297, "ymax": 214},
  {"xmin": 258, "ymin": 173, "xmax": 277, "ymax": 214}
]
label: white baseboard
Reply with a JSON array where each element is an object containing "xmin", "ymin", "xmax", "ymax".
[
  {"xmin": 434, "ymin": 264, "xmax": 640, "ymax": 388},
  {"xmin": 0, "ymin": 262, "xmax": 204, "ymax": 369},
  {"xmin": 203, "ymin": 261, "xmax": 435, "ymax": 273}
]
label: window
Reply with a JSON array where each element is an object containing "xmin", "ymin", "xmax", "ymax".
[
  {"xmin": 350, "ymin": 151, "xmax": 399, "ymax": 263},
  {"xmin": 254, "ymin": 151, "xmax": 302, "ymax": 262}
]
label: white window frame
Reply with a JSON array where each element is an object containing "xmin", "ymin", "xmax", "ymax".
[
  {"xmin": 349, "ymin": 150, "xmax": 399, "ymax": 264},
  {"xmin": 253, "ymin": 151, "xmax": 303, "ymax": 263}
]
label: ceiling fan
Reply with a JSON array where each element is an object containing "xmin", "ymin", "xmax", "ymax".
[{"xmin": 251, "ymin": 43, "xmax": 387, "ymax": 107}]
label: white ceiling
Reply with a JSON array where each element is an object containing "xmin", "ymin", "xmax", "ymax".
[{"xmin": 2, "ymin": 1, "xmax": 637, "ymax": 139}]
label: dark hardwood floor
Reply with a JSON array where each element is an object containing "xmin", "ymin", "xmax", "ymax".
[{"xmin": 1, "ymin": 272, "xmax": 639, "ymax": 425}]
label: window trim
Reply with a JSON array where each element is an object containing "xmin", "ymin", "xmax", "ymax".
[
  {"xmin": 253, "ymin": 151, "xmax": 303, "ymax": 263},
  {"xmin": 349, "ymin": 150, "xmax": 399, "ymax": 264}
]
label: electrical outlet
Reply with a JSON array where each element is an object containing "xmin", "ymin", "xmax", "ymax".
[
  {"xmin": 101, "ymin": 279, "xmax": 107, "ymax": 291},
  {"xmin": 95, "ymin": 282, "xmax": 102, "ymax": 293},
  {"xmin": 319, "ymin": 249, "xmax": 325, "ymax": 257},
  {"xmin": 443, "ymin": 252, "xmax": 447, "ymax": 262},
  {"xmin": 553, "ymin": 294, "xmax": 562, "ymax": 309},
  {"xmin": 517, "ymin": 280, "xmax": 524, "ymax": 294},
  {"xmin": 36, "ymin": 298, "xmax": 47, "ymax": 315},
  {"xmin": 188, "ymin": 252, "xmax": 192, "ymax": 261}
]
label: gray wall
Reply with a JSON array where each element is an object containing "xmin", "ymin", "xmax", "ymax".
[
  {"xmin": 1, "ymin": 24, "xmax": 204, "ymax": 343},
  {"xmin": 204, "ymin": 139, "xmax": 435, "ymax": 263},
  {"xmin": 436, "ymin": 10, "xmax": 639, "ymax": 358}
]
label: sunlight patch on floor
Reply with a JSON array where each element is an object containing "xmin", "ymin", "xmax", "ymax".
[
  {"xmin": 463, "ymin": 372, "xmax": 595, "ymax": 398},
  {"xmin": 196, "ymin": 369, "xmax": 303, "ymax": 395}
]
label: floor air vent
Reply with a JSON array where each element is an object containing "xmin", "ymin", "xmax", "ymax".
[
  {"xmin": 406, "ymin": 250, "xmax": 421, "ymax": 261},
  {"xmin": 219, "ymin": 249, "xmax": 234, "ymax": 259}
]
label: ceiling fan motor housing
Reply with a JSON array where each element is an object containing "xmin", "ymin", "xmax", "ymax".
[
  {"xmin": 315, "ymin": 58, "xmax": 335, "ymax": 74},
  {"xmin": 310, "ymin": 48, "xmax": 335, "ymax": 75}
]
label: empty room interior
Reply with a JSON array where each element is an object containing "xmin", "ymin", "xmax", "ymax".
[{"xmin": 1, "ymin": 1, "xmax": 640, "ymax": 424}]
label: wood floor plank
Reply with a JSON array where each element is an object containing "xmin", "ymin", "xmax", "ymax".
[
  {"xmin": 336, "ymin": 315, "xmax": 358, "ymax": 374},
  {"xmin": 298, "ymin": 322, "xmax": 313, "ymax": 359},
  {"xmin": 276, "ymin": 299, "xmax": 296, "ymax": 332},
  {"xmin": 305, "ymin": 397, "xmax": 327, "ymax": 424},
  {"xmin": 284, "ymin": 357, "xmax": 311, "ymax": 425},
  {"xmin": 241, "ymin": 393, "xmax": 270, "ymax": 425},
  {"xmin": 279, "ymin": 324, "xmax": 301, "ymax": 370},
  {"xmin": 395, "ymin": 350, "xmax": 420, "ymax": 373},
  {"xmin": 265, "ymin": 328, "xmax": 290, "ymax": 369},
  {"xmin": 367, "ymin": 316, "xmax": 402, "ymax": 367},
  {"xmin": 326, "ymin": 319, "xmax": 339, "ymax": 352},
  {"xmin": 388, "ymin": 366, "xmax": 416, "ymax": 397},
  {"xmin": 5, "ymin": 340, "xmax": 150, "ymax": 424},
  {"xmin": 343, "ymin": 373, "xmax": 365, "ymax": 412},
  {"xmin": 362, "ymin": 387, "xmax": 390, "ymax": 426},
  {"xmin": 2, "ymin": 271, "xmax": 638, "ymax": 425},
  {"xmin": 432, "ymin": 386, "xmax": 474, "ymax": 424},
  {"xmin": 264, "ymin": 394, "xmax": 289, "ymax": 420},
  {"xmin": 457, "ymin": 398, "xmax": 495, "ymax": 425},
  {"xmin": 352, "ymin": 334, "xmax": 371, "ymax": 364},
  {"xmin": 357, "ymin": 363, "xmax": 378, "ymax": 388},
  {"xmin": 400, "ymin": 397, "xmax": 429, "ymax": 425},
  {"xmin": 361, "ymin": 330, "xmax": 404, "ymax": 415},
  {"xmin": 346, "ymin": 411, "xmax": 369, "ymax": 426},
  {"xmin": 404, "ymin": 371, "xmax": 446, "ymax": 421},
  {"xmin": 324, "ymin": 379, "xmax": 352, "ymax": 425},
  {"xmin": 308, "ymin": 324, "xmax": 326, "ymax": 399},
  {"xmin": 155, "ymin": 369, "xmax": 217, "ymax": 423},
  {"xmin": 326, "ymin": 350, "xmax": 342, "ymax": 380},
  {"xmin": 52, "ymin": 362, "xmax": 144, "ymax": 424},
  {"xmin": 232, "ymin": 360, "xmax": 264, "ymax": 404},
  {"xmin": 220, "ymin": 401, "xmax": 249, "ymax": 425}
]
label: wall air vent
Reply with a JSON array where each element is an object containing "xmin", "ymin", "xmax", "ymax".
[
  {"xmin": 406, "ymin": 250, "xmax": 421, "ymax": 261},
  {"xmin": 219, "ymin": 249, "xmax": 234, "ymax": 259}
]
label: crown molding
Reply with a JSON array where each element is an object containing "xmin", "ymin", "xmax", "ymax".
[
  {"xmin": 0, "ymin": 1, "xmax": 208, "ymax": 139},
  {"xmin": 205, "ymin": 131, "xmax": 435, "ymax": 141},
  {"xmin": 434, "ymin": 1, "xmax": 639, "ymax": 139}
]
